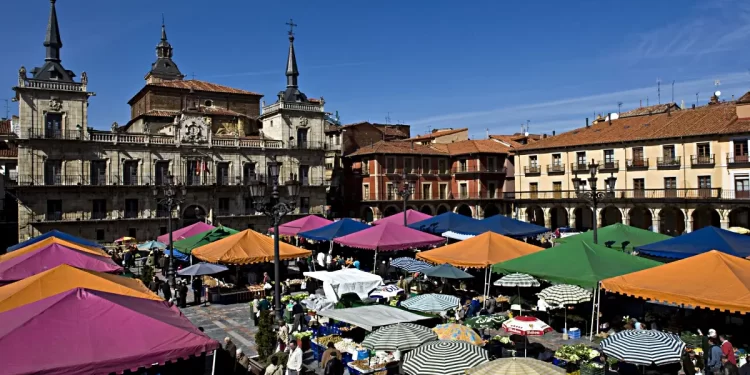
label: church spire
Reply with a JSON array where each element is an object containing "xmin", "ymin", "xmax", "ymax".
[
  {"xmin": 44, "ymin": 0, "xmax": 62, "ymax": 62},
  {"xmin": 285, "ymin": 18, "xmax": 299, "ymax": 88},
  {"xmin": 146, "ymin": 16, "xmax": 183, "ymax": 83},
  {"xmin": 156, "ymin": 15, "xmax": 173, "ymax": 59}
]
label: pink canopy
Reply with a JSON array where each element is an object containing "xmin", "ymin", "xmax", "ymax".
[
  {"xmin": 157, "ymin": 222, "xmax": 215, "ymax": 244},
  {"xmin": 334, "ymin": 222, "xmax": 445, "ymax": 251},
  {"xmin": 373, "ymin": 209, "xmax": 433, "ymax": 226},
  {"xmin": 0, "ymin": 288, "xmax": 220, "ymax": 375},
  {"xmin": 268, "ymin": 215, "xmax": 333, "ymax": 236},
  {"xmin": 0, "ymin": 243, "xmax": 122, "ymax": 282}
]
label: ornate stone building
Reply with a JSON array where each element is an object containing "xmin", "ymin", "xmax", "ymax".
[{"xmin": 13, "ymin": 1, "xmax": 328, "ymax": 243}]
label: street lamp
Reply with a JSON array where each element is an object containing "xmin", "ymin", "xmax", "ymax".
[
  {"xmin": 152, "ymin": 174, "xmax": 187, "ymax": 287},
  {"xmin": 571, "ymin": 160, "xmax": 617, "ymax": 244},
  {"xmin": 242, "ymin": 157, "xmax": 301, "ymax": 321},
  {"xmin": 397, "ymin": 172, "xmax": 412, "ymax": 226}
]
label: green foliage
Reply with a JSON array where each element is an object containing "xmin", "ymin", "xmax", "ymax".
[
  {"xmin": 254, "ymin": 310, "xmax": 276, "ymax": 363},
  {"xmin": 139, "ymin": 264, "xmax": 154, "ymax": 285}
]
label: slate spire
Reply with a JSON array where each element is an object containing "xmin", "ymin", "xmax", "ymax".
[
  {"xmin": 285, "ymin": 19, "xmax": 299, "ymax": 88},
  {"xmin": 44, "ymin": 0, "xmax": 62, "ymax": 62}
]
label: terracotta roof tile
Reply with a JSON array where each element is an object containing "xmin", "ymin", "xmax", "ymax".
[
  {"xmin": 341, "ymin": 122, "xmax": 410, "ymax": 138},
  {"xmin": 517, "ymin": 103, "xmax": 745, "ymax": 152},
  {"xmin": 619, "ymin": 103, "xmax": 680, "ymax": 118},
  {"xmin": 0, "ymin": 120, "xmax": 11, "ymax": 135},
  {"xmin": 405, "ymin": 128, "xmax": 468, "ymax": 141},
  {"xmin": 149, "ymin": 79, "xmax": 262, "ymax": 96},
  {"xmin": 0, "ymin": 143, "xmax": 17, "ymax": 157},
  {"xmin": 347, "ymin": 139, "xmax": 510, "ymax": 157},
  {"xmin": 738, "ymin": 92, "xmax": 750, "ymax": 104},
  {"xmin": 142, "ymin": 110, "xmax": 181, "ymax": 118},
  {"xmin": 489, "ymin": 135, "xmax": 524, "ymax": 148},
  {"xmin": 201, "ymin": 107, "xmax": 253, "ymax": 118}
]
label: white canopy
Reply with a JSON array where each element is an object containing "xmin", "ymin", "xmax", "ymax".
[
  {"xmin": 316, "ymin": 305, "xmax": 431, "ymax": 331},
  {"xmin": 303, "ymin": 269, "xmax": 383, "ymax": 303},
  {"xmin": 442, "ymin": 231, "xmax": 474, "ymax": 241}
]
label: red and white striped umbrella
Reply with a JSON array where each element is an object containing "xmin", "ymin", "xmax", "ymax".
[{"xmin": 502, "ymin": 316, "xmax": 553, "ymax": 336}]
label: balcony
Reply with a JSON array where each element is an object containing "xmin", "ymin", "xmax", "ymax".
[
  {"xmin": 727, "ymin": 153, "xmax": 750, "ymax": 167},
  {"xmin": 365, "ymin": 190, "xmax": 510, "ymax": 201},
  {"xmin": 524, "ymin": 165, "xmax": 541, "ymax": 175},
  {"xmin": 657, "ymin": 156, "xmax": 681, "ymax": 169},
  {"xmin": 32, "ymin": 211, "xmax": 176, "ymax": 223},
  {"xmin": 547, "ymin": 164, "xmax": 565, "ymax": 175},
  {"xmin": 626, "ymin": 158, "xmax": 649, "ymax": 170},
  {"xmin": 452, "ymin": 166, "xmax": 507, "ymax": 174},
  {"xmin": 691, "ymin": 154, "xmax": 715, "ymax": 167},
  {"xmin": 512, "ymin": 187, "xmax": 732, "ymax": 201},
  {"xmin": 384, "ymin": 168, "xmax": 401, "ymax": 175},
  {"xmin": 599, "ymin": 160, "xmax": 619, "ymax": 172},
  {"xmin": 571, "ymin": 163, "xmax": 589, "ymax": 174}
]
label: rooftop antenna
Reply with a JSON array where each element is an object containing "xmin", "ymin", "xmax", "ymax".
[
  {"xmin": 385, "ymin": 112, "xmax": 391, "ymax": 125},
  {"xmin": 646, "ymin": 96, "xmax": 649, "ymax": 106},
  {"xmin": 617, "ymin": 101, "xmax": 623, "ymax": 115},
  {"xmin": 696, "ymin": 92, "xmax": 700, "ymax": 106},
  {"xmin": 671, "ymin": 80, "xmax": 675, "ymax": 103},
  {"xmin": 486, "ymin": 128, "xmax": 489, "ymax": 139},
  {"xmin": 3, "ymin": 99, "xmax": 9, "ymax": 120},
  {"xmin": 657, "ymin": 78, "xmax": 661, "ymax": 104},
  {"xmin": 191, "ymin": 72, "xmax": 196, "ymax": 80}
]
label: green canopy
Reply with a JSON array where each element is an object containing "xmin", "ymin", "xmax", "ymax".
[
  {"xmin": 554, "ymin": 223, "xmax": 669, "ymax": 251},
  {"xmin": 173, "ymin": 226, "xmax": 239, "ymax": 254},
  {"xmin": 492, "ymin": 241, "xmax": 662, "ymax": 289}
]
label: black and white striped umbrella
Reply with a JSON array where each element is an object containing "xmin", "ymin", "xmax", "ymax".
[
  {"xmin": 600, "ymin": 330, "xmax": 686, "ymax": 366},
  {"xmin": 494, "ymin": 273, "xmax": 540, "ymax": 287},
  {"xmin": 361, "ymin": 323, "xmax": 437, "ymax": 351},
  {"xmin": 537, "ymin": 284, "xmax": 592, "ymax": 307},
  {"xmin": 403, "ymin": 340, "xmax": 489, "ymax": 375},
  {"xmin": 401, "ymin": 293, "xmax": 460, "ymax": 313},
  {"xmin": 391, "ymin": 257, "xmax": 432, "ymax": 273}
]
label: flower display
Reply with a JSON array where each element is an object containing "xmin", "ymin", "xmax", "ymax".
[{"xmin": 555, "ymin": 344, "xmax": 600, "ymax": 363}]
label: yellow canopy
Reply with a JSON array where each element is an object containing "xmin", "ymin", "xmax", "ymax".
[
  {"xmin": 0, "ymin": 237, "xmax": 109, "ymax": 263},
  {"xmin": 416, "ymin": 232, "xmax": 543, "ymax": 268},
  {"xmin": 0, "ymin": 264, "xmax": 160, "ymax": 313},
  {"xmin": 601, "ymin": 250, "xmax": 750, "ymax": 314},
  {"xmin": 192, "ymin": 229, "xmax": 312, "ymax": 265}
]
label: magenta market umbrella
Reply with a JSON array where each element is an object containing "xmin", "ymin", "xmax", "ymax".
[
  {"xmin": 157, "ymin": 221, "xmax": 215, "ymax": 244},
  {"xmin": 0, "ymin": 288, "xmax": 220, "ymax": 375},
  {"xmin": 334, "ymin": 222, "xmax": 446, "ymax": 266},
  {"xmin": 373, "ymin": 209, "xmax": 433, "ymax": 226},
  {"xmin": 268, "ymin": 215, "xmax": 333, "ymax": 236},
  {"xmin": 0, "ymin": 243, "xmax": 122, "ymax": 282}
]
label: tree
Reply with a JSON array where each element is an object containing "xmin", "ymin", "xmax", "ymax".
[{"xmin": 254, "ymin": 310, "xmax": 276, "ymax": 363}]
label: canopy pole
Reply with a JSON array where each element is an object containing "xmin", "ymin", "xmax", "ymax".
[
  {"xmin": 211, "ymin": 349, "xmax": 217, "ymax": 375},
  {"xmin": 373, "ymin": 250, "xmax": 378, "ymax": 274},
  {"xmin": 589, "ymin": 285, "xmax": 597, "ymax": 341},
  {"xmin": 595, "ymin": 283, "xmax": 602, "ymax": 337}
]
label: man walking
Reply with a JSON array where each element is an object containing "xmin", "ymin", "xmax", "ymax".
[
  {"xmin": 191, "ymin": 276, "xmax": 203, "ymax": 305},
  {"xmin": 286, "ymin": 341, "xmax": 303, "ymax": 375}
]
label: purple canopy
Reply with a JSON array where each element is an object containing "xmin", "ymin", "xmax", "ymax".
[
  {"xmin": 0, "ymin": 288, "xmax": 220, "ymax": 375},
  {"xmin": 269, "ymin": 215, "xmax": 333, "ymax": 236},
  {"xmin": 0, "ymin": 243, "xmax": 122, "ymax": 282},
  {"xmin": 373, "ymin": 209, "xmax": 433, "ymax": 226},
  {"xmin": 157, "ymin": 221, "xmax": 215, "ymax": 244},
  {"xmin": 334, "ymin": 222, "xmax": 446, "ymax": 251}
]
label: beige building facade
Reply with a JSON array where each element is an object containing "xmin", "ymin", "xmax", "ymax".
[{"xmin": 512, "ymin": 97, "xmax": 750, "ymax": 235}]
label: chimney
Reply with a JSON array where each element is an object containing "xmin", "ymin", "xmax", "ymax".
[
  {"xmin": 552, "ymin": 130, "xmax": 556, "ymax": 136},
  {"xmin": 411, "ymin": 141, "xmax": 414, "ymax": 150},
  {"xmin": 542, "ymin": 134, "xmax": 547, "ymax": 139},
  {"xmin": 608, "ymin": 112, "xmax": 612, "ymax": 125},
  {"xmin": 692, "ymin": 104, "xmax": 696, "ymax": 109},
  {"xmin": 585, "ymin": 117, "xmax": 589, "ymax": 127},
  {"xmin": 709, "ymin": 94, "xmax": 719, "ymax": 105}
]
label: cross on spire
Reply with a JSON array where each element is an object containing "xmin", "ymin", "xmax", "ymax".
[{"xmin": 286, "ymin": 18, "xmax": 297, "ymax": 37}]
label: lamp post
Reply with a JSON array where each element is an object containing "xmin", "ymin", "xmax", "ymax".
[
  {"xmin": 152, "ymin": 174, "xmax": 187, "ymax": 287},
  {"xmin": 571, "ymin": 160, "xmax": 617, "ymax": 244},
  {"xmin": 243, "ymin": 157, "xmax": 301, "ymax": 321},
  {"xmin": 397, "ymin": 172, "xmax": 412, "ymax": 226}
]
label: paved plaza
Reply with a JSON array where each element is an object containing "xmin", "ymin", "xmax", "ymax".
[{"xmin": 179, "ymin": 301, "xmax": 259, "ymax": 357}]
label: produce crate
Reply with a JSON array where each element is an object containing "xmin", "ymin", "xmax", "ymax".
[{"xmin": 580, "ymin": 364, "xmax": 605, "ymax": 375}]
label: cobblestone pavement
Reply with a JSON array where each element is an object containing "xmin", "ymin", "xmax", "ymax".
[{"xmin": 179, "ymin": 301, "xmax": 259, "ymax": 358}]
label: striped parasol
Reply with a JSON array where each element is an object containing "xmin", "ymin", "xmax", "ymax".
[
  {"xmin": 432, "ymin": 323, "xmax": 484, "ymax": 346},
  {"xmin": 537, "ymin": 284, "xmax": 592, "ymax": 307},
  {"xmin": 401, "ymin": 293, "xmax": 460, "ymax": 313},
  {"xmin": 466, "ymin": 357, "xmax": 566, "ymax": 375},
  {"xmin": 361, "ymin": 323, "xmax": 437, "ymax": 352},
  {"xmin": 390, "ymin": 257, "xmax": 432, "ymax": 273},
  {"xmin": 494, "ymin": 273, "xmax": 540, "ymax": 287},
  {"xmin": 600, "ymin": 330, "xmax": 686, "ymax": 366},
  {"xmin": 403, "ymin": 340, "xmax": 489, "ymax": 375}
]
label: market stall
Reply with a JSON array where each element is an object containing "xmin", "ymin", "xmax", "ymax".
[
  {"xmin": 316, "ymin": 304, "xmax": 433, "ymax": 331},
  {"xmin": 173, "ymin": 226, "xmax": 239, "ymax": 254},
  {"xmin": 334, "ymin": 222, "xmax": 446, "ymax": 268},
  {"xmin": 445, "ymin": 214, "xmax": 549, "ymax": 238},
  {"xmin": 7, "ymin": 229, "xmax": 104, "ymax": 252},
  {"xmin": 553, "ymin": 223, "xmax": 669, "ymax": 251},
  {"xmin": 0, "ymin": 242, "xmax": 122, "ymax": 282},
  {"xmin": 157, "ymin": 221, "xmax": 214, "ymax": 244},
  {"xmin": 303, "ymin": 269, "xmax": 383, "ymax": 303},
  {"xmin": 372, "ymin": 209, "xmax": 432, "ymax": 226},
  {"xmin": 7, "ymin": 237, "xmax": 110, "ymax": 259},
  {"xmin": 408, "ymin": 211, "xmax": 480, "ymax": 235},
  {"xmin": 268, "ymin": 215, "xmax": 332, "ymax": 236},
  {"xmin": 634, "ymin": 225, "xmax": 750, "ymax": 259}
]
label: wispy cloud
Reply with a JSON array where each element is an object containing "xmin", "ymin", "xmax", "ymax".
[
  {"xmin": 407, "ymin": 71, "xmax": 750, "ymax": 135},
  {"xmin": 201, "ymin": 62, "xmax": 372, "ymax": 79}
]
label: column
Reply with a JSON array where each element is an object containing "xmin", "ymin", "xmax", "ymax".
[
  {"xmin": 720, "ymin": 219, "xmax": 730, "ymax": 230},
  {"xmin": 684, "ymin": 209, "xmax": 692, "ymax": 233},
  {"xmin": 569, "ymin": 208, "xmax": 577, "ymax": 229},
  {"xmin": 621, "ymin": 208, "xmax": 630, "ymax": 226},
  {"xmin": 652, "ymin": 219, "xmax": 660, "ymax": 234},
  {"xmin": 544, "ymin": 208, "xmax": 552, "ymax": 229}
]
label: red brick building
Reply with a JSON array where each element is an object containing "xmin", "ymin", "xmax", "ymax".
[{"xmin": 346, "ymin": 138, "xmax": 515, "ymax": 221}]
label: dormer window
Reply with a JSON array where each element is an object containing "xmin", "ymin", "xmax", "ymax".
[
  {"xmin": 204, "ymin": 100, "xmax": 213, "ymax": 107},
  {"xmin": 49, "ymin": 70, "xmax": 61, "ymax": 80}
]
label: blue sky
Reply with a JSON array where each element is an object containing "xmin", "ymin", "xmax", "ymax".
[{"xmin": 2, "ymin": 0, "xmax": 750, "ymax": 138}]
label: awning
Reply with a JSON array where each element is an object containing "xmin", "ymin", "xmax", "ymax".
[
  {"xmin": 373, "ymin": 209, "xmax": 433, "ymax": 226},
  {"xmin": 449, "ymin": 214, "xmax": 549, "ymax": 237},
  {"xmin": 157, "ymin": 222, "xmax": 215, "ymax": 244},
  {"xmin": 418, "ymin": 232, "xmax": 542, "ymax": 268},
  {"xmin": 408, "ymin": 212, "xmax": 481, "ymax": 235},
  {"xmin": 303, "ymin": 269, "xmax": 383, "ymax": 302},
  {"xmin": 635, "ymin": 226, "xmax": 750, "ymax": 259},
  {"xmin": 334, "ymin": 222, "xmax": 446, "ymax": 251},
  {"xmin": 555, "ymin": 223, "xmax": 670, "ymax": 251},
  {"xmin": 173, "ymin": 226, "xmax": 239, "ymax": 254},
  {"xmin": 298, "ymin": 218, "xmax": 370, "ymax": 241},
  {"xmin": 192, "ymin": 229, "xmax": 311, "ymax": 265},
  {"xmin": 4, "ymin": 237, "xmax": 109, "ymax": 260},
  {"xmin": 0, "ymin": 243, "xmax": 122, "ymax": 282},
  {"xmin": 316, "ymin": 305, "xmax": 432, "ymax": 331},
  {"xmin": 7, "ymin": 230, "xmax": 104, "ymax": 252},
  {"xmin": 269, "ymin": 215, "xmax": 333, "ymax": 236}
]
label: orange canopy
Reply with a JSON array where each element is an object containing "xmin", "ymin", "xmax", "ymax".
[
  {"xmin": 0, "ymin": 264, "xmax": 160, "ymax": 313},
  {"xmin": 2, "ymin": 237, "xmax": 109, "ymax": 262},
  {"xmin": 601, "ymin": 250, "xmax": 750, "ymax": 314},
  {"xmin": 192, "ymin": 229, "xmax": 312, "ymax": 265},
  {"xmin": 416, "ymin": 232, "xmax": 543, "ymax": 268}
]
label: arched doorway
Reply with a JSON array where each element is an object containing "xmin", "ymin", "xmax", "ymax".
[
  {"xmin": 659, "ymin": 207, "xmax": 685, "ymax": 235},
  {"xmin": 628, "ymin": 206, "xmax": 652, "ymax": 230},
  {"xmin": 183, "ymin": 205, "xmax": 207, "ymax": 227},
  {"xmin": 456, "ymin": 204, "xmax": 473, "ymax": 218},
  {"xmin": 361, "ymin": 206, "xmax": 375, "ymax": 222},
  {"xmin": 383, "ymin": 206, "xmax": 400, "ymax": 217},
  {"xmin": 550, "ymin": 206, "xmax": 568, "ymax": 230},
  {"xmin": 420, "ymin": 205, "xmax": 434, "ymax": 216},
  {"xmin": 436, "ymin": 204, "xmax": 450, "ymax": 215},
  {"xmin": 600, "ymin": 206, "xmax": 623, "ymax": 227},
  {"xmin": 525, "ymin": 206, "xmax": 545, "ymax": 227},
  {"xmin": 729, "ymin": 207, "xmax": 750, "ymax": 229},
  {"xmin": 574, "ymin": 206, "xmax": 594, "ymax": 231},
  {"xmin": 483, "ymin": 204, "xmax": 501, "ymax": 219},
  {"xmin": 692, "ymin": 206, "xmax": 720, "ymax": 231}
]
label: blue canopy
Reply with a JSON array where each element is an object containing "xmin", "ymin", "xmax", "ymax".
[
  {"xmin": 450, "ymin": 214, "xmax": 549, "ymax": 237},
  {"xmin": 137, "ymin": 240, "xmax": 167, "ymax": 251},
  {"xmin": 7, "ymin": 230, "xmax": 104, "ymax": 252},
  {"xmin": 635, "ymin": 226, "xmax": 750, "ymax": 259},
  {"xmin": 408, "ymin": 212, "xmax": 480, "ymax": 235},
  {"xmin": 163, "ymin": 248, "xmax": 190, "ymax": 262},
  {"xmin": 298, "ymin": 218, "xmax": 370, "ymax": 241}
]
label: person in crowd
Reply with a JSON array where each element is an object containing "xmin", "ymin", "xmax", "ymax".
[
  {"xmin": 707, "ymin": 338, "xmax": 724, "ymax": 374},
  {"xmin": 277, "ymin": 319, "xmax": 289, "ymax": 349},
  {"xmin": 191, "ymin": 276, "xmax": 203, "ymax": 305},
  {"xmin": 178, "ymin": 280, "xmax": 189, "ymax": 308},
  {"xmin": 146, "ymin": 251, "xmax": 155, "ymax": 268},
  {"xmin": 326, "ymin": 251, "xmax": 334, "ymax": 271},
  {"xmin": 123, "ymin": 250, "xmax": 133, "ymax": 270},
  {"xmin": 700, "ymin": 328, "xmax": 717, "ymax": 369},
  {"xmin": 317, "ymin": 251, "xmax": 327, "ymax": 269},
  {"xmin": 262, "ymin": 272, "xmax": 271, "ymax": 286},
  {"xmin": 235, "ymin": 348, "xmax": 249, "ymax": 375},
  {"xmin": 296, "ymin": 257, "xmax": 309, "ymax": 273},
  {"xmin": 377, "ymin": 260, "xmax": 388, "ymax": 278},
  {"xmin": 286, "ymin": 340, "xmax": 303, "ymax": 375},
  {"xmin": 682, "ymin": 348, "xmax": 702, "ymax": 375},
  {"xmin": 720, "ymin": 335, "xmax": 737, "ymax": 366},
  {"xmin": 159, "ymin": 254, "xmax": 168, "ymax": 276},
  {"xmin": 352, "ymin": 257, "xmax": 360, "ymax": 270},
  {"xmin": 265, "ymin": 355, "xmax": 283, "ymax": 375},
  {"xmin": 320, "ymin": 341, "xmax": 342, "ymax": 369},
  {"xmin": 224, "ymin": 337, "xmax": 237, "ymax": 360},
  {"xmin": 148, "ymin": 276, "xmax": 160, "ymax": 294},
  {"xmin": 258, "ymin": 296, "xmax": 271, "ymax": 312},
  {"xmin": 324, "ymin": 351, "xmax": 344, "ymax": 375},
  {"xmin": 740, "ymin": 359, "xmax": 750, "ymax": 375},
  {"xmin": 160, "ymin": 279, "xmax": 172, "ymax": 302},
  {"xmin": 485, "ymin": 294, "xmax": 497, "ymax": 314},
  {"xmin": 396, "ymin": 275, "xmax": 408, "ymax": 291},
  {"xmin": 723, "ymin": 355, "xmax": 740, "ymax": 375}
]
